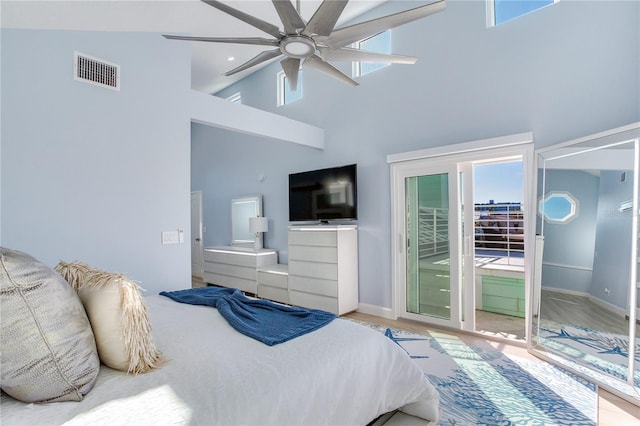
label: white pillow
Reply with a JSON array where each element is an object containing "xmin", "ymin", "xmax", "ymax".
[
  {"xmin": 0, "ymin": 248, "xmax": 100, "ymax": 402},
  {"xmin": 55, "ymin": 261, "xmax": 164, "ymax": 374}
]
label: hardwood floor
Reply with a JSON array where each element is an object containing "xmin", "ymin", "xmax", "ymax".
[
  {"xmin": 191, "ymin": 276, "xmax": 639, "ymax": 424},
  {"xmin": 540, "ymin": 289, "xmax": 639, "ymax": 337}
]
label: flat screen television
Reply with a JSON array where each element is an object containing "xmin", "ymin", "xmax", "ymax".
[{"xmin": 289, "ymin": 164, "xmax": 357, "ymax": 222}]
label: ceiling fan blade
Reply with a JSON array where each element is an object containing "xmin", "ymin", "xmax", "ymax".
[
  {"xmin": 272, "ymin": 0, "xmax": 306, "ymax": 34},
  {"xmin": 224, "ymin": 49, "xmax": 282, "ymax": 76},
  {"xmin": 280, "ymin": 57, "xmax": 301, "ymax": 91},
  {"xmin": 319, "ymin": 47, "xmax": 417, "ymax": 64},
  {"xmin": 201, "ymin": 0, "xmax": 283, "ymax": 39},
  {"xmin": 162, "ymin": 35, "xmax": 279, "ymax": 47},
  {"xmin": 320, "ymin": 0, "xmax": 446, "ymax": 49},
  {"xmin": 303, "ymin": 55, "xmax": 358, "ymax": 87},
  {"xmin": 302, "ymin": 0, "xmax": 348, "ymax": 37}
]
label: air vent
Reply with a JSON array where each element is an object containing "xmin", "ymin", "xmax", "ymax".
[{"xmin": 74, "ymin": 52, "xmax": 120, "ymax": 90}]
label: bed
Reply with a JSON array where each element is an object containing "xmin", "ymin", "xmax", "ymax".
[{"xmin": 1, "ymin": 290, "xmax": 440, "ymax": 425}]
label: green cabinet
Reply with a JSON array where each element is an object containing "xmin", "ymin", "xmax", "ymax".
[{"xmin": 481, "ymin": 275, "xmax": 525, "ymax": 318}]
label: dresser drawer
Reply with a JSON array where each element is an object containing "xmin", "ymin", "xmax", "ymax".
[
  {"xmin": 289, "ymin": 275, "xmax": 337, "ymax": 298},
  {"xmin": 289, "ymin": 290, "xmax": 337, "ymax": 314},
  {"xmin": 257, "ymin": 285, "xmax": 289, "ymax": 304},
  {"xmin": 203, "ymin": 249, "xmax": 257, "ymax": 267},
  {"xmin": 289, "ymin": 245, "xmax": 337, "ymax": 263},
  {"xmin": 203, "ymin": 273, "xmax": 257, "ymax": 294},
  {"xmin": 204, "ymin": 262, "xmax": 256, "ymax": 281},
  {"xmin": 288, "ymin": 230, "xmax": 337, "ymax": 247},
  {"xmin": 257, "ymin": 269, "xmax": 288, "ymax": 289},
  {"xmin": 289, "ymin": 260, "xmax": 337, "ymax": 281}
]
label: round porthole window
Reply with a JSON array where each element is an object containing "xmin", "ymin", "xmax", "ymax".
[{"xmin": 538, "ymin": 191, "xmax": 578, "ymax": 223}]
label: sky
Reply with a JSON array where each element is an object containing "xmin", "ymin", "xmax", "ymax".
[
  {"xmin": 474, "ymin": 161, "xmax": 523, "ymax": 204},
  {"xmin": 494, "ymin": 0, "xmax": 555, "ymax": 25}
]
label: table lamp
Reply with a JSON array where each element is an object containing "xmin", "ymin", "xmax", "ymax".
[{"xmin": 249, "ymin": 216, "xmax": 268, "ymax": 250}]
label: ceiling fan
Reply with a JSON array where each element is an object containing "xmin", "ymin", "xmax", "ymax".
[{"xmin": 163, "ymin": 0, "xmax": 446, "ymax": 90}]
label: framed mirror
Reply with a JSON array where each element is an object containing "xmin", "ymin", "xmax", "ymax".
[
  {"xmin": 230, "ymin": 195, "xmax": 263, "ymax": 247},
  {"xmin": 531, "ymin": 123, "xmax": 639, "ymax": 405}
]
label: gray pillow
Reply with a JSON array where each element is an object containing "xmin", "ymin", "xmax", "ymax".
[{"xmin": 0, "ymin": 247, "xmax": 100, "ymax": 403}]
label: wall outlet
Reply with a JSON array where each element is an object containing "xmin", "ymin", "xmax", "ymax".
[{"xmin": 604, "ymin": 288, "xmax": 610, "ymax": 296}]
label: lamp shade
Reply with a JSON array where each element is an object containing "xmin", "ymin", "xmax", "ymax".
[{"xmin": 249, "ymin": 216, "xmax": 268, "ymax": 233}]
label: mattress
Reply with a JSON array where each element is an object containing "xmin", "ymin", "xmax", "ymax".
[{"xmin": 1, "ymin": 294, "xmax": 439, "ymax": 425}]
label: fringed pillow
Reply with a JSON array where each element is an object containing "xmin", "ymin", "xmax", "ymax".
[
  {"xmin": 55, "ymin": 261, "xmax": 164, "ymax": 374},
  {"xmin": 0, "ymin": 248, "xmax": 100, "ymax": 403}
]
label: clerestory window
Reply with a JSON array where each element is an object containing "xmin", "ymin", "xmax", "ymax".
[
  {"xmin": 488, "ymin": 0, "xmax": 557, "ymax": 27},
  {"xmin": 277, "ymin": 70, "xmax": 303, "ymax": 107},
  {"xmin": 352, "ymin": 30, "xmax": 391, "ymax": 78}
]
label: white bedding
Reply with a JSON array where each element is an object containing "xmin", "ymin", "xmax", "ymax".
[{"xmin": 1, "ymin": 295, "xmax": 439, "ymax": 425}]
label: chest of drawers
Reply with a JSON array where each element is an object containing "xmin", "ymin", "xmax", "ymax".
[
  {"xmin": 203, "ymin": 246, "xmax": 278, "ymax": 295},
  {"xmin": 288, "ymin": 226, "xmax": 358, "ymax": 315}
]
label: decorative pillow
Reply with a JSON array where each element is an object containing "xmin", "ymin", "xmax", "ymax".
[
  {"xmin": 0, "ymin": 248, "xmax": 100, "ymax": 403},
  {"xmin": 55, "ymin": 261, "xmax": 164, "ymax": 374}
]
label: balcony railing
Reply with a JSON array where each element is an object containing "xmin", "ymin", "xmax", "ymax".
[{"xmin": 417, "ymin": 203, "xmax": 524, "ymax": 260}]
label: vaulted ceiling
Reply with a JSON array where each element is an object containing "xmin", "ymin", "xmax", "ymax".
[{"xmin": 1, "ymin": 0, "xmax": 384, "ymax": 94}]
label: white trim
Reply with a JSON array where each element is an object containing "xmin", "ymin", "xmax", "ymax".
[
  {"xmin": 356, "ymin": 303, "xmax": 396, "ymax": 320},
  {"xmin": 541, "ymin": 261, "xmax": 592, "ymax": 272},
  {"xmin": 389, "ymin": 132, "xmax": 535, "ymax": 337},
  {"xmin": 387, "ymin": 132, "xmax": 532, "ymax": 164},
  {"xmin": 541, "ymin": 286, "xmax": 590, "ymax": 298},
  {"xmin": 539, "ymin": 287, "xmax": 627, "ymax": 318},
  {"xmin": 226, "ymin": 92, "xmax": 241, "ymax": 103},
  {"xmin": 589, "ymin": 295, "xmax": 627, "ymax": 318},
  {"xmin": 485, "ymin": 0, "xmax": 496, "ymax": 28},
  {"xmin": 536, "ymin": 122, "xmax": 640, "ymax": 155},
  {"xmin": 276, "ymin": 71, "xmax": 286, "ymax": 107}
]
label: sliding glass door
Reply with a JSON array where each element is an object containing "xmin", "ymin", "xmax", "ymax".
[
  {"xmin": 405, "ymin": 170, "xmax": 460, "ymax": 324},
  {"xmin": 390, "ymin": 135, "xmax": 534, "ymax": 336}
]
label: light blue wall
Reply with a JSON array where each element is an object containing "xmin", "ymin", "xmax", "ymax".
[
  {"xmin": 197, "ymin": 0, "xmax": 639, "ymax": 309},
  {"xmin": 537, "ymin": 169, "xmax": 600, "ymax": 293},
  {"xmin": 1, "ymin": 29, "xmax": 192, "ymax": 293},
  {"xmin": 591, "ymin": 170, "xmax": 635, "ymax": 310}
]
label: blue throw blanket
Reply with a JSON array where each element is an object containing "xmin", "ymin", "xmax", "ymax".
[{"xmin": 159, "ymin": 287, "xmax": 336, "ymax": 346}]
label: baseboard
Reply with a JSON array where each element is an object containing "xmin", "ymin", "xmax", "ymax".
[
  {"xmin": 588, "ymin": 295, "xmax": 627, "ymax": 318},
  {"xmin": 542, "ymin": 287, "xmax": 589, "ymax": 298},
  {"xmin": 357, "ymin": 303, "xmax": 396, "ymax": 320}
]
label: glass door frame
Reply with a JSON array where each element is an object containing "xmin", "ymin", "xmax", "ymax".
[
  {"xmin": 401, "ymin": 163, "xmax": 463, "ymax": 329},
  {"xmin": 531, "ymin": 122, "xmax": 639, "ymax": 405},
  {"xmin": 389, "ymin": 133, "xmax": 535, "ymax": 336}
]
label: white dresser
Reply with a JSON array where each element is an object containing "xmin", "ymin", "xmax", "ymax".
[
  {"xmin": 203, "ymin": 246, "xmax": 278, "ymax": 295},
  {"xmin": 288, "ymin": 225, "xmax": 358, "ymax": 315},
  {"xmin": 257, "ymin": 263, "xmax": 289, "ymax": 304}
]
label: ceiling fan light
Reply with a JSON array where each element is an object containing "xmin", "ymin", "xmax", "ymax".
[
  {"xmin": 285, "ymin": 42, "xmax": 313, "ymax": 56},
  {"xmin": 280, "ymin": 36, "xmax": 316, "ymax": 59}
]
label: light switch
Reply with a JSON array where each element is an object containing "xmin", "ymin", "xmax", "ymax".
[{"xmin": 162, "ymin": 231, "xmax": 180, "ymax": 245}]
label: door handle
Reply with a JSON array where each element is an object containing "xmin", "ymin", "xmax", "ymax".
[{"xmin": 195, "ymin": 238, "xmax": 201, "ymax": 242}]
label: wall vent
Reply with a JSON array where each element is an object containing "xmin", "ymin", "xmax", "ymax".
[{"xmin": 74, "ymin": 52, "xmax": 120, "ymax": 90}]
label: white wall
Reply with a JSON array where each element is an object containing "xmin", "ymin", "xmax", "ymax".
[
  {"xmin": 1, "ymin": 29, "xmax": 192, "ymax": 293},
  {"xmin": 200, "ymin": 0, "xmax": 640, "ymax": 309}
]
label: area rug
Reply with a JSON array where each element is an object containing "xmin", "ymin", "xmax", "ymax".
[
  {"xmin": 354, "ymin": 322, "xmax": 598, "ymax": 425},
  {"xmin": 537, "ymin": 320, "xmax": 640, "ymax": 389}
]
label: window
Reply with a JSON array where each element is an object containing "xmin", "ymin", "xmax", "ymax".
[
  {"xmin": 277, "ymin": 71, "xmax": 303, "ymax": 106},
  {"xmin": 488, "ymin": 0, "xmax": 556, "ymax": 27},
  {"xmin": 226, "ymin": 92, "xmax": 241, "ymax": 103},
  {"xmin": 352, "ymin": 31, "xmax": 391, "ymax": 78},
  {"xmin": 538, "ymin": 191, "xmax": 578, "ymax": 223}
]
